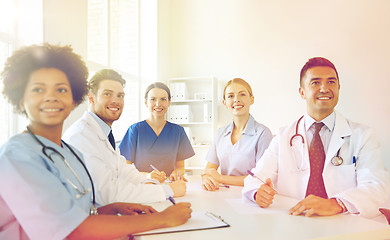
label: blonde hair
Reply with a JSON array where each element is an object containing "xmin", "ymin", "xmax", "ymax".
[{"xmin": 223, "ymin": 78, "xmax": 253, "ymax": 99}]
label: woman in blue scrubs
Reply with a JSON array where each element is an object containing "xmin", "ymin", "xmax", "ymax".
[
  {"xmin": 119, "ymin": 82, "xmax": 195, "ymax": 182},
  {"xmin": 0, "ymin": 44, "xmax": 191, "ymax": 240},
  {"xmin": 202, "ymin": 78, "xmax": 273, "ymax": 191}
]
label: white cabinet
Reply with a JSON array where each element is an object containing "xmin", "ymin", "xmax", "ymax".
[{"xmin": 167, "ymin": 76, "xmax": 218, "ymax": 172}]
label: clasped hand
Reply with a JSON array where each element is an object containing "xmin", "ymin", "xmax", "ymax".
[
  {"xmin": 255, "ymin": 179, "xmax": 343, "ymax": 217},
  {"xmin": 201, "ymin": 168, "xmax": 221, "ymax": 191},
  {"xmin": 288, "ymin": 195, "xmax": 343, "ymax": 217}
]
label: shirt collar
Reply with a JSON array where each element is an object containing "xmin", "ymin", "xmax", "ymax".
[
  {"xmin": 222, "ymin": 114, "xmax": 256, "ymax": 137},
  {"xmin": 223, "ymin": 121, "xmax": 234, "ymax": 137},
  {"xmin": 88, "ymin": 111, "xmax": 112, "ymax": 136},
  {"xmin": 304, "ymin": 111, "xmax": 336, "ymax": 132}
]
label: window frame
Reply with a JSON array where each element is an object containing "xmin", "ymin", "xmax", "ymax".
[
  {"xmin": 0, "ymin": 1, "xmax": 17, "ymax": 144},
  {"xmin": 87, "ymin": 0, "xmax": 141, "ymax": 140}
]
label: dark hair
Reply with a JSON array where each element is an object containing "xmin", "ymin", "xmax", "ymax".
[
  {"xmin": 223, "ymin": 78, "xmax": 253, "ymax": 100},
  {"xmin": 88, "ymin": 69, "xmax": 126, "ymax": 94},
  {"xmin": 1, "ymin": 43, "xmax": 88, "ymax": 113},
  {"xmin": 300, "ymin": 57, "xmax": 339, "ymax": 86},
  {"xmin": 144, "ymin": 82, "xmax": 171, "ymax": 100}
]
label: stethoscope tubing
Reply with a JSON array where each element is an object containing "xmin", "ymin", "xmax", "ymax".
[
  {"xmin": 290, "ymin": 116, "xmax": 343, "ymax": 167},
  {"xmin": 26, "ymin": 127, "xmax": 96, "ymax": 212},
  {"xmin": 290, "ymin": 116, "xmax": 305, "ymax": 147}
]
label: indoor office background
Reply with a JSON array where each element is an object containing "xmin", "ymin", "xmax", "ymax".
[{"xmin": 1, "ymin": 0, "xmax": 389, "ymax": 170}]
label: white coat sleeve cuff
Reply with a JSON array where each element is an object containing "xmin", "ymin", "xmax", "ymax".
[
  {"xmin": 141, "ymin": 178, "xmax": 160, "ymax": 184},
  {"xmin": 242, "ymin": 188, "xmax": 257, "ymax": 202},
  {"xmin": 338, "ymin": 197, "xmax": 358, "ymax": 214}
]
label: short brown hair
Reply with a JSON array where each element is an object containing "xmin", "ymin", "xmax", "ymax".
[
  {"xmin": 300, "ymin": 57, "xmax": 339, "ymax": 86},
  {"xmin": 144, "ymin": 82, "xmax": 171, "ymax": 100},
  {"xmin": 88, "ymin": 69, "xmax": 126, "ymax": 94}
]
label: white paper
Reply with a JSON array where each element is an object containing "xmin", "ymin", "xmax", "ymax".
[
  {"xmin": 225, "ymin": 195, "xmax": 300, "ymax": 215},
  {"xmin": 133, "ymin": 211, "xmax": 229, "ymax": 236}
]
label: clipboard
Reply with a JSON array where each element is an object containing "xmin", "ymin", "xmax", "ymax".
[{"xmin": 133, "ymin": 211, "xmax": 230, "ymax": 236}]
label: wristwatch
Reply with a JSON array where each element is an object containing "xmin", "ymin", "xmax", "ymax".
[{"xmin": 334, "ymin": 198, "xmax": 347, "ymax": 213}]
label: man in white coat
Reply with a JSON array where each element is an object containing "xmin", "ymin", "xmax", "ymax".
[
  {"xmin": 243, "ymin": 57, "xmax": 390, "ymax": 219},
  {"xmin": 63, "ymin": 69, "xmax": 186, "ymax": 205}
]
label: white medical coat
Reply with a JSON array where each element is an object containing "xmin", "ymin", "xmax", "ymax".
[
  {"xmin": 63, "ymin": 112, "xmax": 167, "ymax": 205},
  {"xmin": 243, "ymin": 111, "xmax": 390, "ymax": 218}
]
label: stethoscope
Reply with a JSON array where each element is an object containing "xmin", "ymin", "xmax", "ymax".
[
  {"xmin": 289, "ymin": 116, "xmax": 344, "ymax": 169},
  {"xmin": 26, "ymin": 126, "xmax": 98, "ymax": 215}
]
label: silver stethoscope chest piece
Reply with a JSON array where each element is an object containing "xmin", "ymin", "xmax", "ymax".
[
  {"xmin": 331, "ymin": 156, "xmax": 343, "ymax": 166},
  {"xmin": 331, "ymin": 149, "xmax": 343, "ymax": 166},
  {"xmin": 330, "ymin": 149, "xmax": 344, "ymax": 166}
]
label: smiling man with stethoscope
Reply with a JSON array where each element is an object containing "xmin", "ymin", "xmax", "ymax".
[{"xmin": 243, "ymin": 57, "xmax": 390, "ymax": 220}]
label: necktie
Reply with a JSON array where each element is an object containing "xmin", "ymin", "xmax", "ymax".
[
  {"xmin": 108, "ymin": 130, "xmax": 116, "ymax": 149},
  {"xmin": 379, "ymin": 208, "xmax": 390, "ymax": 225},
  {"xmin": 305, "ymin": 122, "xmax": 328, "ymax": 199}
]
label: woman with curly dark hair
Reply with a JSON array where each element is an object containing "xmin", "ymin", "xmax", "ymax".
[{"xmin": 0, "ymin": 43, "xmax": 191, "ymax": 240}]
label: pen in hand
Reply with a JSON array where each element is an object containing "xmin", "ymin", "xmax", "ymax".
[
  {"xmin": 168, "ymin": 196, "xmax": 176, "ymax": 205},
  {"xmin": 247, "ymin": 170, "xmax": 278, "ymax": 193},
  {"xmin": 174, "ymin": 170, "xmax": 188, "ymax": 182},
  {"xmin": 150, "ymin": 164, "xmax": 165, "ymax": 177},
  {"xmin": 150, "ymin": 164, "xmax": 159, "ymax": 171},
  {"xmin": 150, "ymin": 164, "xmax": 167, "ymax": 182}
]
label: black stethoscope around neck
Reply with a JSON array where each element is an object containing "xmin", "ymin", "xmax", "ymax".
[
  {"xmin": 289, "ymin": 116, "xmax": 344, "ymax": 167},
  {"xmin": 26, "ymin": 126, "xmax": 98, "ymax": 215}
]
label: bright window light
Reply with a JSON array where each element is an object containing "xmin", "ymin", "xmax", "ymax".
[{"xmin": 87, "ymin": 0, "xmax": 140, "ymax": 140}]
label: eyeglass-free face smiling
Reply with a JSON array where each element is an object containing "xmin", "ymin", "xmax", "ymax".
[
  {"xmin": 20, "ymin": 68, "xmax": 75, "ymax": 131},
  {"xmin": 145, "ymin": 87, "xmax": 171, "ymax": 119},
  {"xmin": 89, "ymin": 79, "xmax": 125, "ymax": 127},
  {"xmin": 223, "ymin": 82, "xmax": 254, "ymax": 117},
  {"xmin": 299, "ymin": 66, "xmax": 340, "ymax": 121}
]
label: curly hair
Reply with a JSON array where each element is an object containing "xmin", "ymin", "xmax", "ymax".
[{"xmin": 1, "ymin": 43, "xmax": 89, "ymax": 113}]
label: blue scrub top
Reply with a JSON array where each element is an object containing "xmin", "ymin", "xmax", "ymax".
[
  {"xmin": 0, "ymin": 133, "xmax": 92, "ymax": 240},
  {"xmin": 119, "ymin": 120, "xmax": 195, "ymax": 175}
]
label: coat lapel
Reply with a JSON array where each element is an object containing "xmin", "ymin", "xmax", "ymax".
[
  {"xmin": 84, "ymin": 112, "xmax": 116, "ymax": 154},
  {"xmin": 325, "ymin": 111, "xmax": 352, "ymax": 167}
]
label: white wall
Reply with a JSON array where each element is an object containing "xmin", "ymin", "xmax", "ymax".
[
  {"xmin": 160, "ymin": 0, "xmax": 390, "ymax": 169},
  {"xmin": 43, "ymin": 0, "xmax": 87, "ymax": 57}
]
